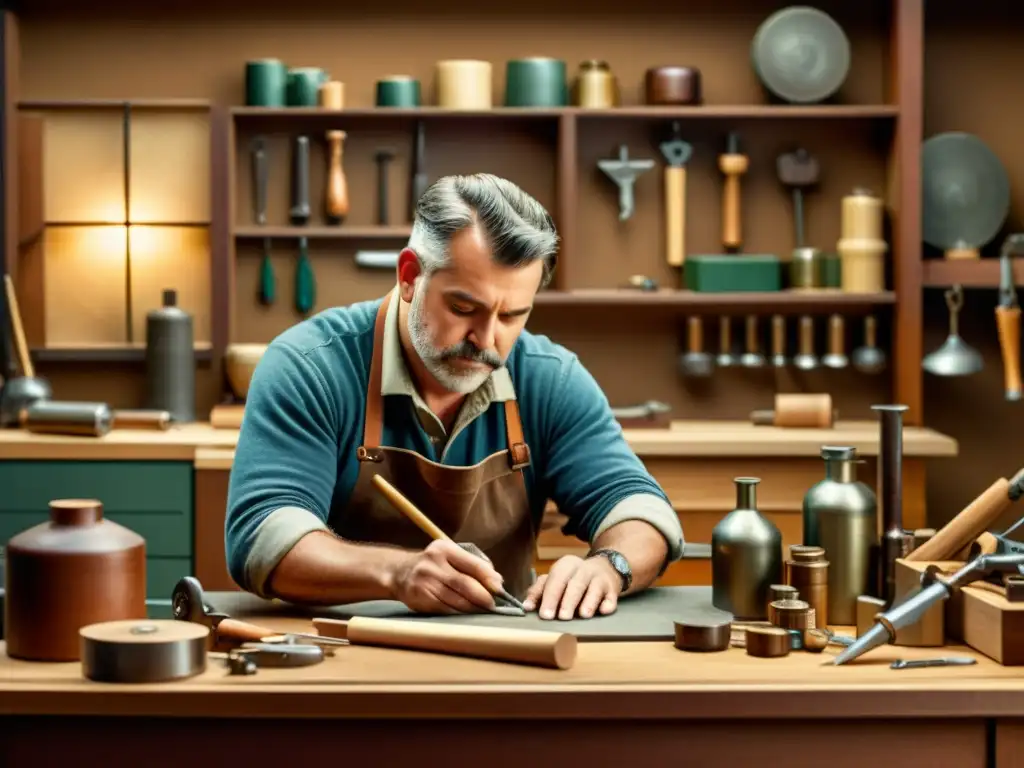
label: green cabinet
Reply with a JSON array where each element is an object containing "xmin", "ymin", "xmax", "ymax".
[{"xmin": 0, "ymin": 461, "xmax": 193, "ymax": 608}]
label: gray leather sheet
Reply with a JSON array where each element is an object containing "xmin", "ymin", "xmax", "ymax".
[{"xmin": 206, "ymin": 585, "xmax": 728, "ymax": 642}]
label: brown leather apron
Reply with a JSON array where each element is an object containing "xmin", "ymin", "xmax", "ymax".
[{"xmin": 335, "ymin": 291, "xmax": 537, "ymax": 599}]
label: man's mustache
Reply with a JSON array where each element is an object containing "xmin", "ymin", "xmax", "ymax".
[{"xmin": 438, "ymin": 341, "xmax": 502, "ymax": 369}]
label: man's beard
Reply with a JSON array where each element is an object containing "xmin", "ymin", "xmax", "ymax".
[{"xmin": 408, "ymin": 280, "xmax": 504, "ymax": 394}]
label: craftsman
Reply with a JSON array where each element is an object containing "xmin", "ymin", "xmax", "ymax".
[{"xmin": 226, "ymin": 174, "xmax": 685, "ymax": 620}]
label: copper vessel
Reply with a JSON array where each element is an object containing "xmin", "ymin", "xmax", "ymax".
[
  {"xmin": 573, "ymin": 60, "xmax": 619, "ymax": 108},
  {"xmin": 645, "ymin": 66, "xmax": 702, "ymax": 105},
  {"xmin": 5, "ymin": 499, "xmax": 147, "ymax": 661}
]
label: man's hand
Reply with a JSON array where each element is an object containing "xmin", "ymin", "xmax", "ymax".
[
  {"xmin": 389, "ymin": 540, "xmax": 504, "ymax": 614},
  {"xmin": 522, "ymin": 554, "xmax": 621, "ymax": 620}
]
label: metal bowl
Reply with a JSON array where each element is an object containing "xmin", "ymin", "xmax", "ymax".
[{"xmin": 752, "ymin": 6, "xmax": 851, "ymax": 104}]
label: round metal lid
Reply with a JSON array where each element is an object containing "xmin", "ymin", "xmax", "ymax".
[
  {"xmin": 922, "ymin": 132, "xmax": 1010, "ymax": 250},
  {"xmin": 751, "ymin": 6, "xmax": 851, "ymax": 104}
]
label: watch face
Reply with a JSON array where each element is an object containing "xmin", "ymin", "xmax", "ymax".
[{"xmin": 608, "ymin": 551, "xmax": 628, "ymax": 574}]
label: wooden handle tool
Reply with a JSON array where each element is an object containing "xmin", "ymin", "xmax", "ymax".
[
  {"xmin": 718, "ymin": 132, "xmax": 748, "ymax": 250},
  {"xmin": 325, "ymin": 130, "xmax": 350, "ymax": 222},
  {"xmin": 313, "ymin": 616, "xmax": 577, "ymax": 670},
  {"xmin": 210, "ymin": 404, "xmax": 245, "ymax": 430},
  {"xmin": 3, "ymin": 274, "xmax": 34, "ymax": 378},
  {"xmin": 370, "ymin": 474, "xmax": 525, "ymax": 610},
  {"xmin": 111, "ymin": 410, "xmax": 171, "ymax": 430},
  {"xmin": 665, "ymin": 165, "xmax": 686, "ymax": 267},
  {"xmin": 996, "ymin": 304, "xmax": 1021, "ymax": 401},
  {"xmin": 906, "ymin": 473, "xmax": 1023, "ymax": 562},
  {"xmin": 214, "ymin": 617, "xmax": 278, "ymax": 644}
]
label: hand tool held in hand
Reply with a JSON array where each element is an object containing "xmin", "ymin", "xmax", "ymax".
[
  {"xmin": 659, "ymin": 121, "xmax": 692, "ymax": 267},
  {"xmin": 313, "ymin": 615, "xmax": 577, "ymax": 670},
  {"xmin": 906, "ymin": 468, "xmax": 1024, "ymax": 562},
  {"xmin": 996, "ymin": 234, "xmax": 1023, "ymax": 401},
  {"xmin": 370, "ymin": 474, "xmax": 526, "ymax": 612},
  {"xmin": 171, "ymin": 576, "xmax": 276, "ymax": 644}
]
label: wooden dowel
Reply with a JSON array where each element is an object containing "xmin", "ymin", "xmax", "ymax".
[{"xmin": 313, "ymin": 616, "xmax": 577, "ymax": 670}]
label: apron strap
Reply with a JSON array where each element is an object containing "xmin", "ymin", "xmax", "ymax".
[
  {"xmin": 356, "ymin": 291, "xmax": 391, "ymax": 463},
  {"xmin": 357, "ymin": 289, "xmax": 531, "ymax": 473},
  {"xmin": 503, "ymin": 399, "xmax": 531, "ymax": 471}
]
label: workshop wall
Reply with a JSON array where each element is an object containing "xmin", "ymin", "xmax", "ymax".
[{"xmin": 15, "ymin": 0, "xmax": 1019, "ymax": 527}]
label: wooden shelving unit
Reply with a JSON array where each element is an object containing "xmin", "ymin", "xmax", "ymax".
[{"xmin": 210, "ymin": 0, "xmax": 924, "ymax": 421}]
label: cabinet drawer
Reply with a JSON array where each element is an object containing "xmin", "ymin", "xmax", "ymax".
[{"xmin": 0, "ymin": 461, "xmax": 193, "ymax": 557}]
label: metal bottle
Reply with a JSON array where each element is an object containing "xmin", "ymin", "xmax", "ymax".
[
  {"xmin": 802, "ymin": 446, "xmax": 877, "ymax": 625},
  {"xmin": 711, "ymin": 477, "xmax": 782, "ymax": 620},
  {"xmin": 145, "ymin": 289, "xmax": 195, "ymax": 422}
]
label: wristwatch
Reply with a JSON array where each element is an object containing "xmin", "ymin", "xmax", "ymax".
[{"xmin": 587, "ymin": 548, "xmax": 632, "ymax": 593}]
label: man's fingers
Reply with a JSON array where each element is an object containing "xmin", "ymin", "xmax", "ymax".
[
  {"xmin": 445, "ymin": 570, "xmax": 498, "ymax": 611},
  {"xmin": 557, "ymin": 569, "xmax": 592, "ymax": 621},
  {"xmin": 599, "ymin": 593, "xmax": 619, "ymax": 615},
  {"xmin": 577, "ymin": 579, "xmax": 608, "ymax": 619},
  {"xmin": 431, "ymin": 582, "xmax": 478, "ymax": 614},
  {"xmin": 434, "ymin": 540, "xmax": 504, "ymax": 593},
  {"xmin": 522, "ymin": 575, "xmax": 547, "ymax": 612},
  {"xmin": 538, "ymin": 557, "xmax": 581, "ymax": 620}
]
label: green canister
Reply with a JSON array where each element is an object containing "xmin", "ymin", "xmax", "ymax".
[
  {"xmin": 376, "ymin": 76, "xmax": 421, "ymax": 107},
  {"xmin": 245, "ymin": 59, "xmax": 288, "ymax": 107},
  {"xmin": 821, "ymin": 252, "xmax": 842, "ymax": 287},
  {"xmin": 287, "ymin": 67, "xmax": 328, "ymax": 107},
  {"xmin": 505, "ymin": 58, "xmax": 568, "ymax": 107}
]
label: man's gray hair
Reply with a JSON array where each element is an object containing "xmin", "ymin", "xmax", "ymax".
[{"xmin": 407, "ymin": 174, "xmax": 559, "ymax": 289}]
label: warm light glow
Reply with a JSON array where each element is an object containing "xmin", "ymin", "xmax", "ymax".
[{"xmin": 78, "ymin": 225, "xmax": 128, "ymax": 260}]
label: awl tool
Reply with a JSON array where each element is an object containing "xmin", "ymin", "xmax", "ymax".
[
  {"xmin": 658, "ymin": 122, "xmax": 692, "ymax": 268},
  {"xmin": 996, "ymin": 233, "xmax": 1023, "ymax": 401}
]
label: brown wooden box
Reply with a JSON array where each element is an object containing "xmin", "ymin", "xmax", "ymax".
[{"xmin": 899, "ymin": 558, "xmax": 1024, "ymax": 665}]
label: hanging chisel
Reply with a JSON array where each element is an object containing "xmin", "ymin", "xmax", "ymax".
[{"xmin": 996, "ymin": 233, "xmax": 1023, "ymax": 402}]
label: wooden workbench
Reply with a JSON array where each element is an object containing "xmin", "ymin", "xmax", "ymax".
[
  {"xmin": 0, "ymin": 420, "xmax": 958, "ymax": 593},
  {"xmin": 0, "ymin": 607, "xmax": 1019, "ymax": 767}
]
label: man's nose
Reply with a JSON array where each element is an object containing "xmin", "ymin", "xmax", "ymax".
[{"xmin": 469, "ymin": 316, "xmax": 497, "ymax": 352}]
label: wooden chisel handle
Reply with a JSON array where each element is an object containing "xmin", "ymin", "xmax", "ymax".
[
  {"xmin": 905, "ymin": 477, "xmax": 1014, "ymax": 562},
  {"xmin": 214, "ymin": 617, "xmax": 277, "ymax": 643},
  {"xmin": 314, "ymin": 616, "xmax": 578, "ymax": 670},
  {"xmin": 665, "ymin": 166, "xmax": 686, "ymax": 267},
  {"xmin": 996, "ymin": 305, "xmax": 1022, "ymax": 401}
]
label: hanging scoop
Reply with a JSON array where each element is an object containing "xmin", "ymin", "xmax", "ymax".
[{"xmin": 923, "ymin": 284, "xmax": 983, "ymax": 377}]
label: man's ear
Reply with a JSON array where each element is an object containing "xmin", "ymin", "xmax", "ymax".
[{"xmin": 397, "ymin": 249, "xmax": 421, "ymax": 302}]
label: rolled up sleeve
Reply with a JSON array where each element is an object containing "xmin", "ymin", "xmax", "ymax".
[
  {"xmin": 540, "ymin": 357, "xmax": 684, "ymax": 561},
  {"xmin": 225, "ymin": 342, "xmax": 340, "ymax": 595}
]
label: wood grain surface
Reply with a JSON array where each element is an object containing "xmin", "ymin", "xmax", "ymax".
[{"xmin": 0, "ymin": 420, "xmax": 958, "ymax": 462}]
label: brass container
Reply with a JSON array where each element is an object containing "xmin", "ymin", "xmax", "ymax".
[
  {"xmin": 768, "ymin": 598, "xmax": 815, "ymax": 630},
  {"xmin": 789, "ymin": 246, "xmax": 823, "ymax": 289},
  {"xmin": 5, "ymin": 499, "xmax": 147, "ymax": 661},
  {"xmin": 802, "ymin": 446, "xmax": 877, "ymax": 625},
  {"xmin": 785, "ymin": 545, "xmax": 829, "ymax": 629},
  {"xmin": 573, "ymin": 60, "xmax": 619, "ymax": 108}
]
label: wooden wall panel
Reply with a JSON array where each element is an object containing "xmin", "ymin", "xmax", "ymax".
[
  {"xmin": 129, "ymin": 110, "xmax": 211, "ymax": 223},
  {"xmin": 42, "ymin": 225, "xmax": 127, "ymax": 345},
  {"xmin": 42, "ymin": 111, "xmax": 123, "ymax": 222},
  {"xmin": 128, "ymin": 226, "xmax": 211, "ymax": 343}
]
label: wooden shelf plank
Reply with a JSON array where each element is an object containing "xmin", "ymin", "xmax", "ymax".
[
  {"xmin": 234, "ymin": 225, "xmax": 412, "ymax": 239},
  {"xmin": 230, "ymin": 105, "xmax": 899, "ymax": 120},
  {"xmin": 20, "ymin": 99, "xmax": 211, "ymax": 111},
  {"xmin": 532, "ymin": 289, "xmax": 895, "ymax": 312},
  {"xmin": 30, "ymin": 342, "xmax": 213, "ymax": 363},
  {"xmin": 922, "ymin": 258, "xmax": 1024, "ymax": 288}
]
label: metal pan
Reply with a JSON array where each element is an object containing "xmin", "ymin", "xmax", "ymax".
[
  {"xmin": 922, "ymin": 132, "xmax": 1010, "ymax": 259},
  {"xmin": 751, "ymin": 6, "xmax": 850, "ymax": 104}
]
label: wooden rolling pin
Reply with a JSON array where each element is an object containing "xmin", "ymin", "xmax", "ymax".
[
  {"xmin": 210, "ymin": 404, "xmax": 245, "ymax": 429},
  {"xmin": 313, "ymin": 616, "xmax": 577, "ymax": 670},
  {"xmin": 906, "ymin": 471, "xmax": 1024, "ymax": 562}
]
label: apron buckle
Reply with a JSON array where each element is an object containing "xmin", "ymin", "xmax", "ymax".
[
  {"xmin": 356, "ymin": 446, "xmax": 385, "ymax": 463},
  {"xmin": 508, "ymin": 442, "xmax": 531, "ymax": 471}
]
